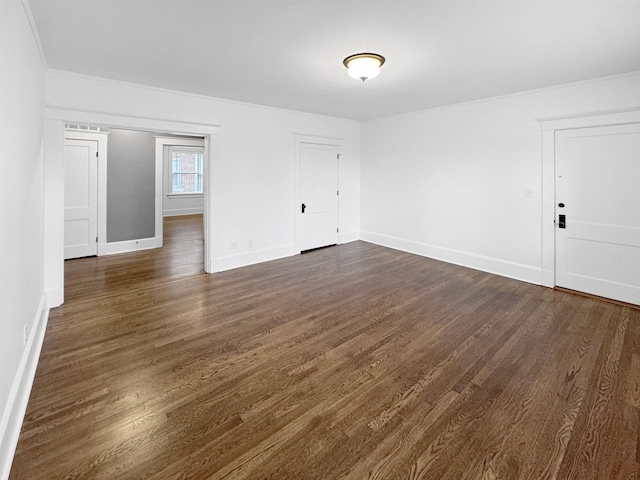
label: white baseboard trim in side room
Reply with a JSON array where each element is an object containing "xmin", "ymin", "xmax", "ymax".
[
  {"xmin": 162, "ymin": 208, "xmax": 204, "ymax": 217},
  {"xmin": 214, "ymin": 244, "xmax": 297, "ymax": 272},
  {"xmin": 360, "ymin": 230, "xmax": 543, "ymax": 286},
  {"xmin": 98, "ymin": 236, "xmax": 162, "ymax": 256},
  {"xmin": 0, "ymin": 296, "xmax": 48, "ymax": 480}
]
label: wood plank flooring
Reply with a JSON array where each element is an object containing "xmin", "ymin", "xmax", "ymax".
[{"xmin": 10, "ymin": 215, "xmax": 640, "ymax": 479}]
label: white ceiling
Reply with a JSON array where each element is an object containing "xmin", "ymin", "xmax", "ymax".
[{"xmin": 27, "ymin": 0, "xmax": 640, "ymax": 120}]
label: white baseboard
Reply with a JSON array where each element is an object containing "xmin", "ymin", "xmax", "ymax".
[
  {"xmin": 162, "ymin": 208, "xmax": 204, "ymax": 217},
  {"xmin": 0, "ymin": 296, "xmax": 49, "ymax": 480},
  {"xmin": 338, "ymin": 230, "xmax": 360, "ymax": 244},
  {"xmin": 98, "ymin": 236, "xmax": 162, "ymax": 256},
  {"xmin": 213, "ymin": 244, "xmax": 297, "ymax": 272},
  {"xmin": 541, "ymin": 269, "xmax": 555, "ymax": 288},
  {"xmin": 360, "ymin": 230, "xmax": 543, "ymax": 285}
]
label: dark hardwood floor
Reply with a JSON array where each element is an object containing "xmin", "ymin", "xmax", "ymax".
[{"xmin": 10, "ymin": 215, "xmax": 640, "ymax": 479}]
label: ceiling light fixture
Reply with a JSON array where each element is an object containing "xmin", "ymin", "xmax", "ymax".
[{"xmin": 343, "ymin": 53, "xmax": 385, "ymax": 82}]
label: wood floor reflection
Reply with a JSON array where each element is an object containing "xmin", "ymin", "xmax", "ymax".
[{"xmin": 10, "ymin": 215, "xmax": 640, "ymax": 479}]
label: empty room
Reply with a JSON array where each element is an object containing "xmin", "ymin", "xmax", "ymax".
[{"xmin": 1, "ymin": 0, "xmax": 640, "ymax": 479}]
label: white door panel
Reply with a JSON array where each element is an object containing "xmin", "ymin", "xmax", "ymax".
[
  {"xmin": 64, "ymin": 139, "xmax": 98, "ymax": 259},
  {"xmin": 555, "ymin": 123, "xmax": 640, "ymax": 305},
  {"xmin": 297, "ymin": 143, "xmax": 338, "ymax": 252}
]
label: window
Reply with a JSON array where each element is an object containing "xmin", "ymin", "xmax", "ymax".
[{"xmin": 170, "ymin": 147, "xmax": 203, "ymax": 194}]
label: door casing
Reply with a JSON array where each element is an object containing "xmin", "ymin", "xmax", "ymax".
[{"xmin": 540, "ymin": 108, "xmax": 640, "ymax": 300}]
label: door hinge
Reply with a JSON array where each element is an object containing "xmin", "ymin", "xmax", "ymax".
[
  {"xmin": 96, "ymin": 152, "xmax": 99, "ymax": 158},
  {"xmin": 96, "ymin": 237, "xmax": 98, "ymax": 243},
  {"xmin": 337, "ymin": 154, "xmax": 341, "ymax": 159},
  {"xmin": 337, "ymin": 227, "xmax": 339, "ymax": 233},
  {"xmin": 337, "ymin": 190, "xmax": 339, "ymax": 196}
]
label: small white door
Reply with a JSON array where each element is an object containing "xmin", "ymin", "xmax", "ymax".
[
  {"xmin": 297, "ymin": 143, "xmax": 339, "ymax": 252},
  {"xmin": 64, "ymin": 139, "xmax": 98, "ymax": 259},
  {"xmin": 555, "ymin": 123, "xmax": 640, "ymax": 305}
]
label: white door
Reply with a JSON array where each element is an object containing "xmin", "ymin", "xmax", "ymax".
[
  {"xmin": 64, "ymin": 139, "xmax": 98, "ymax": 259},
  {"xmin": 297, "ymin": 143, "xmax": 339, "ymax": 252},
  {"xmin": 555, "ymin": 123, "xmax": 640, "ymax": 305}
]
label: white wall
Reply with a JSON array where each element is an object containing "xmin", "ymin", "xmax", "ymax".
[
  {"xmin": 44, "ymin": 71, "xmax": 361, "ymax": 295},
  {"xmin": 0, "ymin": 0, "xmax": 47, "ymax": 478},
  {"xmin": 361, "ymin": 72, "xmax": 640, "ymax": 284}
]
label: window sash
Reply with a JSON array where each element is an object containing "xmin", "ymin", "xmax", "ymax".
[{"xmin": 169, "ymin": 148, "xmax": 203, "ymax": 194}]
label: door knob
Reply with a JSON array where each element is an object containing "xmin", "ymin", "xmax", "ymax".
[
  {"xmin": 301, "ymin": 203, "xmax": 306, "ymax": 213},
  {"xmin": 558, "ymin": 214, "xmax": 566, "ymax": 229}
]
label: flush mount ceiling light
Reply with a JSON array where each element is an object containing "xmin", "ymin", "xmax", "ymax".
[{"xmin": 343, "ymin": 53, "xmax": 385, "ymax": 82}]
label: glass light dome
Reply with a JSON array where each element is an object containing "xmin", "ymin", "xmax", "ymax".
[{"xmin": 343, "ymin": 53, "xmax": 385, "ymax": 82}]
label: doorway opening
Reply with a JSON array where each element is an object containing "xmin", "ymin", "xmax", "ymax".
[
  {"xmin": 62, "ymin": 126, "xmax": 208, "ymax": 298},
  {"xmin": 45, "ymin": 109, "xmax": 220, "ymax": 307},
  {"xmin": 64, "ymin": 127, "xmax": 206, "ymax": 262}
]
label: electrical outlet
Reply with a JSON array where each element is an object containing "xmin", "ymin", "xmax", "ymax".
[
  {"xmin": 23, "ymin": 325, "xmax": 28, "ymax": 346},
  {"xmin": 231, "ymin": 241, "xmax": 240, "ymax": 250}
]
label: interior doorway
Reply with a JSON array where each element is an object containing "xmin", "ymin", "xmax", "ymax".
[
  {"xmin": 294, "ymin": 134, "xmax": 343, "ymax": 253},
  {"xmin": 44, "ymin": 110, "xmax": 220, "ymax": 308},
  {"xmin": 158, "ymin": 136, "xmax": 205, "ymax": 218},
  {"xmin": 63, "ymin": 127, "xmax": 207, "ymax": 260}
]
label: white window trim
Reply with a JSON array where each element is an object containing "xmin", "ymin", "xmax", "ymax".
[
  {"xmin": 167, "ymin": 145, "xmax": 204, "ymax": 196},
  {"xmin": 155, "ymin": 136, "xmax": 206, "ymax": 199},
  {"xmin": 166, "ymin": 193, "xmax": 203, "ymax": 198}
]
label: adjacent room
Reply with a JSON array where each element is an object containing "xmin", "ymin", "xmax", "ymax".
[{"xmin": 1, "ymin": 0, "xmax": 639, "ymax": 478}]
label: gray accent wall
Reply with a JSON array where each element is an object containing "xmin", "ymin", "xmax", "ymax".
[{"xmin": 106, "ymin": 128, "xmax": 156, "ymax": 242}]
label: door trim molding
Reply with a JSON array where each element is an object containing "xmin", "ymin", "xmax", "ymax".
[
  {"xmin": 293, "ymin": 134, "xmax": 344, "ymax": 254},
  {"xmin": 539, "ymin": 107, "xmax": 640, "ymax": 288},
  {"xmin": 539, "ymin": 108, "xmax": 640, "ymax": 132}
]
